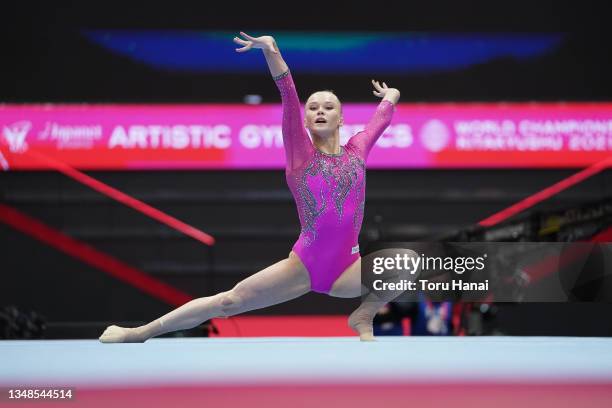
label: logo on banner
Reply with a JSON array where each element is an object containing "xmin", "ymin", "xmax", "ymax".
[
  {"xmin": 2, "ymin": 121, "xmax": 32, "ymax": 152},
  {"xmin": 420, "ymin": 119, "xmax": 450, "ymax": 152},
  {"xmin": 38, "ymin": 121, "xmax": 103, "ymax": 149}
]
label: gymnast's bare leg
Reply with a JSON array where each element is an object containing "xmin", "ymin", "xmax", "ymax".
[
  {"xmin": 99, "ymin": 252, "xmax": 311, "ymax": 343},
  {"xmin": 327, "ymin": 259, "xmax": 381, "ymax": 341},
  {"xmin": 329, "ymin": 250, "xmax": 417, "ymax": 342}
]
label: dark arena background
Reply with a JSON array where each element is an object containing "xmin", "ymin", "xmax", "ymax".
[{"xmin": 1, "ymin": 2, "xmax": 612, "ymax": 407}]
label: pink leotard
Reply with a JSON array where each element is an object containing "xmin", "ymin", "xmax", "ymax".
[{"xmin": 274, "ymin": 70, "xmax": 395, "ymax": 294}]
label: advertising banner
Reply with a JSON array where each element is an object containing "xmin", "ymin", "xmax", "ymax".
[{"xmin": 2, "ymin": 103, "xmax": 612, "ymax": 170}]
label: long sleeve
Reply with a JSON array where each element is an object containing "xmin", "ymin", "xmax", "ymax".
[
  {"xmin": 273, "ymin": 70, "xmax": 314, "ymax": 171},
  {"xmin": 347, "ymin": 100, "xmax": 395, "ymax": 159}
]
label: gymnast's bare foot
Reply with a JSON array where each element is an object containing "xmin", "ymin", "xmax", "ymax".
[
  {"xmin": 348, "ymin": 310, "xmax": 376, "ymax": 342},
  {"xmin": 99, "ymin": 325, "xmax": 146, "ymax": 343}
]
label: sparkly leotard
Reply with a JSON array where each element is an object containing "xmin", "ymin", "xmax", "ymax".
[{"xmin": 274, "ymin": 70, "xmax": 395, "ymax": 294}]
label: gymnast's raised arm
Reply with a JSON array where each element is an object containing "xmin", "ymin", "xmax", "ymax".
[
  {"xmin": 234, "ymin": 32, "xmax": 313, "ymax": 170},
  {"xmin": 234, "ymin": 31, "xmax": 286, "ymax": 77},
  {"xmin": 348, "ymin": 80, "xmax": 400, "ymax": 159}
]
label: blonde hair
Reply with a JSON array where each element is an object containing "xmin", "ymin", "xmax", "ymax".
[{"xmin": 307, "ymin": 89, "xmax": 342, "ymax": 113}]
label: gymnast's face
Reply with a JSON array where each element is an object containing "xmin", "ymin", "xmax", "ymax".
[{"xmin": 304, "ymin": 91, "xmax": 343, "ymax": 138}]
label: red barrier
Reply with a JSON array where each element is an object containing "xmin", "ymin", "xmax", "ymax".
[
  {"xmin": 25, "ymin": 149, "xmax": 215, "ymax": 246},
  {"xmin": 0, "ymin": 203, "xmax": 193, "ymax": 306},
  {"xmin": 478, "ymin": 156, "xmax": 612, "ymax": 227}
]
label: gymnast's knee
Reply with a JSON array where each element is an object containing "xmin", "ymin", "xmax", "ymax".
[{"xmin": 219, "ymin": 289, "xmax": 247, "ymax": 317}]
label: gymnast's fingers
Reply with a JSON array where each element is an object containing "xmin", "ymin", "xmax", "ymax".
[
  {"xmin": 234, "ymin": 37, "xmax": 249, "ymax": 46},
  {"xmin": 240, "ymin": 31, "xmax": 256, "ymax": 41}
]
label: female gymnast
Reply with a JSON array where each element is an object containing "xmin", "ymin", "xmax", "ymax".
[{"xmin": 99, "ymin": 32, "xmax": 401, "ymax": 343}]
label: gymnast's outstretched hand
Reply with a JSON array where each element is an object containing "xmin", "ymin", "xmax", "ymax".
[
  {"xmin": 371, "ymin": 79, "xmax": 401, "ymax": 105},
  {"xmin": 233, "ymin": 31, "xmax": 278, "ymax": 54},
  {"xmin": 234, "ymin": 31, "xmax": 287, "ymax": 79}
]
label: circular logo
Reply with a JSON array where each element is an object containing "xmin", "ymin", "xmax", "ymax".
[{"xmin": 419, "ymin": 119, "xmax": 450, "ymax": 152}]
